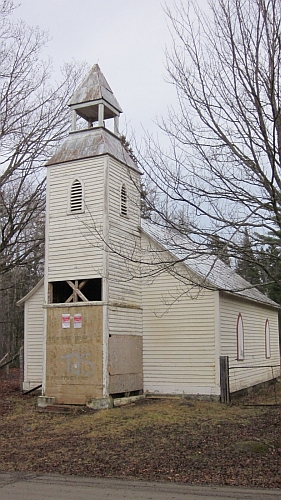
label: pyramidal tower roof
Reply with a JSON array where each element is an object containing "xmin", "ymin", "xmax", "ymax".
[
  {"xmin": 47, "ymin": 64, "xmax": 139, "ymax": 171},
  {"xmin": 68, "ymin": 64, "xmax": 122, "ymax": 121}
]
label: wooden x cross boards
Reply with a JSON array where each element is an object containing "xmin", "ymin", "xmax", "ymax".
[{"xmin": 65, "ymin": 280, "xmax": 88, "ymax": 303}]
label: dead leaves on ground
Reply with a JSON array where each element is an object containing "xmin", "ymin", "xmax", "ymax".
[{"xmin": 1, "ymin": 369, "xmax": 281, "ymax": 488}]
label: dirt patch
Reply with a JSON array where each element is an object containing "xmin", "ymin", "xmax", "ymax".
[{"xmin": 0, "ymin": 369, "xmax": 281, "ymax": 488}]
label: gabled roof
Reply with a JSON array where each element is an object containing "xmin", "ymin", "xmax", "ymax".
[
  {"xmin": 141, "ymin": 220, "xmax": 278, "ymax": 308},
  {"xmin": 46, "ymin": 127, "xmax": 139, "ymax": 171},
  {"xmin": 68, "ymin": 64, "xmax": 122, "ymax": 114}
]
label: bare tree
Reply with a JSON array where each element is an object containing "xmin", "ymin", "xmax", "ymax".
[
  {"xmin": 0, "ymin": 0, "xmax": 87, "ymax": 356},
  {"xmin": 138, "ymin": 0, "xmax": 281, "ymax": 290},
  {"xmin": 0, "ymin": 0, "xmax": 87, "ymax": 276}
]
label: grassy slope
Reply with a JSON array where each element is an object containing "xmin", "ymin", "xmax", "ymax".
[{"xmin": 0, "ymin": 369, "xmax": 281, "ymax": 488}]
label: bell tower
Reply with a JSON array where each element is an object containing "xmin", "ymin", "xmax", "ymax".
[
  {"xmin": 69, "ymin": 63, "xmax": 122, "ymax": 134},
  {"xmin": 42, "ymin": 65, "xmax": 143, "ymax": 407}
]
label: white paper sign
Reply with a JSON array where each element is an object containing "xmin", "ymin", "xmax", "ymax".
[
  {"xmin": 62, "ymin": 313, "xmax": 70, "ymax": 329},
  {"xmin": 74, "ymin": 313, "xmax": 82, "ymax": 328}
]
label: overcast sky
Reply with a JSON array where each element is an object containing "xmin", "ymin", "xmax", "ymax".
[{"xmin": 12, "ymin": 1, "xmax": 207, "ymax": 141}]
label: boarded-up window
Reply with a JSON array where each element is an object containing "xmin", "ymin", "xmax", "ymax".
[
  {"xmin": 50, "ymin": 279, "xmax": 102, "ymax": 303},
  {"xmin": 236, "ymin": 313, "xmax": 244, "ymax": 361},
  {"xmin": 120, "ymin": 183, "xmax": 128, "ymax": 216},
  {"xmin": 265, "ymin": 319, "xmax": 271, "ymax": 359},
  {"xmin": 70, "ymin": 179, "xmax": 83, "ymax": 212}
]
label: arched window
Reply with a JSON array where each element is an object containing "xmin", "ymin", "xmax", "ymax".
[
  {"xmin": 120, "ymin": 183, "xmax": 128, "ymax": 216},
  {"xmin": 236, "ymin": 313, "xmax": 244, "ymax": 361},
  {"xmin": 265, "ymin": 319, "xmax": 271, "ymax": 359},
  {"xmin": 70, "ymin": 179, "xmax": 83, "ymax": 213}
]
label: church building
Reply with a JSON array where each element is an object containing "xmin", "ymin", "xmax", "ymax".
[{"xmin": 18, "ymin": 65, "xmax": 280, "ymax": 407}]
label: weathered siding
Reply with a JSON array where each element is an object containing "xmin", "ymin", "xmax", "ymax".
[
  {"xmin": 105, "ymin": 158, "xmax": 143, "ymax": 391},
  {"xmin": 220, "ymin": 293, "xmax": 280, "ymax": 393},
  {"xmin": 46, "ymin": 157, "xmax": 105, "ymax": 281},
  {"xmin": 142, "ymin": 234, "xmax": 217, "ymax": 395},
  {"xmin": 23, "ymin": 284, "xmax": 44, "ymax": 390},
  {"xmin": 108, "ymin": 305, "xmax": 142, "ymax": 336},
  {"xmin": 106, "ymin": 158, "xmax": 142, "ymax": 348},
  {"xmin": 107, "ymin": 158, "xmax": 141, "ymax": 306}
]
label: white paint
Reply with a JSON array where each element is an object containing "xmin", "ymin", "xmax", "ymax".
[
  {"xmin": 42, "ymin": 169, "xmax": 52, "ymax": 395},
  {"xmin": 142, "ymin": 232, "xmax": 217, "ymax": 396},
  {"xmin": 214, "ymin": 290, "xmax": 221, "ymax": 389},
  {"xmin": 102, "ymin": 155, "xmax": 110, "ymax": 398},
  {"xmin": 22, "ymin": 282, "xmax": 44, "ymax": 391},
  {"xmin": 61, "ymin": 351, "xmax": 94, "ymax": 377},
  {"xmin": 220, "ymin": 294, "xmax": 280, "ymax": 392},
  {"xmin": 108, "ymin": 158, "xmax": 141, "ymax": 306},
  {"xmin": 47, "ymin": 158, "xmax": 105, "ymax": 281}
]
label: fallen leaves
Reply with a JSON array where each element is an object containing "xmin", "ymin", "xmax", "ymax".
[{"xmin": 0, "ymin": 369, "xmax": 281, "ymax": 488}]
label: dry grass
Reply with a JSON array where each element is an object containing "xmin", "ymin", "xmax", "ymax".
[{"xmin": 1, "ymin": 369, "xmax": 281, "ymax": 488}]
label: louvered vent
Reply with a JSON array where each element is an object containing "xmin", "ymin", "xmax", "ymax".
[
  {"xmin": 70, "ymin": 179, "xmax": 83, "ymax": 212},
  {"xmin": 120, "ymin": 184, "xmax": 127, "ymax": 216}
]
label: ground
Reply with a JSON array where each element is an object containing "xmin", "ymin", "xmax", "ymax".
[{"xmin": 0, "ymin": 369, "xmax": 281, "ymax": 488}]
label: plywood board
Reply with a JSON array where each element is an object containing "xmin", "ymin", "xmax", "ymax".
[
  {"xmin": 109, "ymin": 373, "xmax": 143, "ymax": 394},
  {"xmin": 108, "ymin": 335, "xmax": 143, "ymax": 393},
  {"xmin": 108, "ymin": 335, "xmax": 142, "ymax": 375},
  {"xmin": 45, "ymin": 305, "xmax": 103, "ymax": 404}
]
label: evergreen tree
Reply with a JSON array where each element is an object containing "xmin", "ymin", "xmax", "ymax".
[
  {"xmin": 236, "ymin": 230, "xmax": 261, "ymax": 286},
  {"xmin": 208, "ymin": 234, "xmax": 231, "ymax": 266},
  {"xmin": 257, "ymin": 233, "xmax": 281, "ymax": 303}
]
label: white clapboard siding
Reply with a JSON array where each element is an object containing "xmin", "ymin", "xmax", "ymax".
[
  {"xmin": 46, "ymin": 157, "xmax": 105, "ymax": 281},
  {"xmin": 108, "ymin": 158, "xmax": 140, "ymax": 225},
  {"xmin": 107, "ymin": 158, "xmax": 142, "ymax": 306},
  {"xmin": 107, "ymin": 247, "xmax": 141, "ymax": 304},
  {"xmin": 142, "ymin": 234, "xmax": 218, "ymax": 395},
  {"xmin": 220, "ymin": 293, "xmax": 280, "ymax": 393},
  {"xmin": 108, "ymin": 306, "xmax": 142, "ymax": 336},
  {"xmin": 23, "ymin": 282, "xmax": 44, "ymax": 390}
]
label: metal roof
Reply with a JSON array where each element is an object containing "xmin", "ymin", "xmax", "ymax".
[
  {"xmin": 141, "ymin": 220, "xmax": 279, "ymax": 308},
  {"xmin": 46, "ymin": 127, "xmax": 139, "ymax": 171},
  {"xmin": 68, "ymin": 64, "xmax": 122, "ymax": 115},
  {"xmin": 19, "ymin": 222, "xmax": 278, "ymax": 309}
]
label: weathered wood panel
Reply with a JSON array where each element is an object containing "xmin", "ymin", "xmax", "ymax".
[
  {"xmin": 45, "ymin": 305, "xmax": 103, "ymax": 404},
  {"xmin": 220, "ymin": 292, "xmax": 280, "ymax": 393},
  {"xmin": 108, "ymin": 334, "xmax": 142, "ymax": 374},
  {"xmin": 109, "ymin": 373, "xmax": 143, "ymax": 394},
  {"xmin": 108, "ymin": 334, "xmax": 143, "ymax": 393},
  {"xmin": 220, "ymin": 356, "xmax": 230, "ymax": 403}
]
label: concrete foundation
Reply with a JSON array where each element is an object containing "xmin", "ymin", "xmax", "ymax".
[
  {"xmin": 86, "ymin": 397, "xmax": 113, "ymax": 410},
  {"xmin": 37, "ymin": 396, "xmax": 56, "ymax": 408}
]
